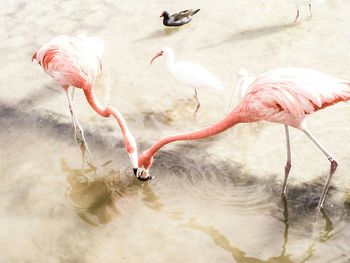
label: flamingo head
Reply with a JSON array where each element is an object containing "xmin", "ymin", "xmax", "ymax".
[
  {"xmin": 133, "ymin": 151, "xmax": 154, "ymax": 181},
  {"xmin": 149, "ymin": 47, "xmax": 172, "ymax": 66}
]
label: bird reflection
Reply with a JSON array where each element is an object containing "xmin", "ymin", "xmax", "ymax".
[
  {"xmin": 164, "ymin": 27, "xmax": 182, "ymax": 36},
  {"xmin": 61, "ymin": 159, "xmax": 135, "ymax": 226},
  {"xmin": 141, "ymin": 184, "xmax": 334, "ymax": 262}
]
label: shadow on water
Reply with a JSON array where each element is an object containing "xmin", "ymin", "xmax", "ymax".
[
  {"xmin": 15, "ymin": 84, "xmax": 61, "ymax": 111},
  {"xmin": 0, "ymin": 101, "xmax": 116, "ymax": 154},
  {"xmin": 197, "ymin": 23, "xmax": 296, "ymax": 51}
]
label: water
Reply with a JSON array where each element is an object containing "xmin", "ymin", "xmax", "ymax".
[{"xmin": 1, "ymin": 0, "xmax": 350, "ymax": 262}]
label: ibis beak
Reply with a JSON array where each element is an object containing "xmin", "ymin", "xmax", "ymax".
[{"xmin": 150, "ymin": 52, "xmax": 163, "ymax": 66}]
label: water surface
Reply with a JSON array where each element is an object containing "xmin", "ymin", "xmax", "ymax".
[{"xmin": 1, "ymin": 0, "xmax": 350, "ymax": 262}]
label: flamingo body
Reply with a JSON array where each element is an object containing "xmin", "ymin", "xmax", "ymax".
[
  {"xmin": 33, "ymin": 35, "xmax": 103, "ymax": 89},
  {"xmin": 239, "ymin": 68, "xmax": 350, "ymax": 128}
]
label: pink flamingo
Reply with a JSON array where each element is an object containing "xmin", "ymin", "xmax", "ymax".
[
  {"xmin": 135, "ymin": 67, "xmax": 350, "ymax": 215},
  {"xmin": 32, "ymin": 35, "xmax": 138, "ymax": 170}
]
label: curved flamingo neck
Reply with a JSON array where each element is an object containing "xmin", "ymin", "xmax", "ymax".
[
  {"xmin": 83, "ymin": 88, "xmax": 137, "ymax": 154},
  {"xmin": 141, "ymin": 109, "xmax": 243, "ymax": 168}
]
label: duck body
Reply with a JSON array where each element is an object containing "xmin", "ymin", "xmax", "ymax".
[{"xmin": 160, "ymin": 9, "xmax": 200, "ymax": 27}]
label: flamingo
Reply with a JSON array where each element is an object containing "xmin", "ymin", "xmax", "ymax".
[
  {"xmin": 135, "ymin": 67, "xmax": 350, "ymax": 216},
  {"xmin": 160, "ymin": 9, "xmax": 200, "ymax": 27},
  {"xmin": 32, "ymin": 35, "xmax": 138, "ymax": 170},
  {"xmin": 150, "ymin": 47, "xmax": 224, "ymax": 114}
]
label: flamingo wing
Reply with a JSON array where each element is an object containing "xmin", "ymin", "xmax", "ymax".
[
  {"xmin": 241, "ymin": 68, "xmax": 350, "ymax": 125},
  {"xmin": 33, "ymin": 35, "xmax": 103, "ymax": 88}
]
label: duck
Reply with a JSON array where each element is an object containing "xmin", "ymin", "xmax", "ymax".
[{"xmin": 160, "ymin": 9, "xmax": 200, "ymax": 27}]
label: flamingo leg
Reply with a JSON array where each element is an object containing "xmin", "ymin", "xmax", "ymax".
[
  {"xmin": 70, "ymin": 85, "xmax": 76, "ymax": 101},
  {"xmin": 282, "ymin": 125, "xmax": 292, "ymax": 195},
  {"xmin": 68, "ymin": 87, "xmax": 80, "ymax": 133},
  {"xmin": 193, "ymin": 88, "xmax": 201, "ymax": 114},
  {"xmin": 302, "ymin": 128, "xmax": 338, "ymax": 218},
  {"xmin": 280, "ymin": 194, "xmax": 289, "ymax": 256},
  {"xmin": 294, "ymin": 9, "xmax": 300, "ymax": 23},
  {"xmin": 64, "ymin": 87, "xmax": 92, "ymax": 164}
]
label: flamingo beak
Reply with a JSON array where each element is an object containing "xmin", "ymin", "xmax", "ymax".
[
  {"xmin": 150, "ymin": 51, "xmax": 163, "ymax": 66},
  {"xmin": 137, "ymin": 175, "xmax": 153, "ymax": 182},
  {"xmin": 134, "ymin": 168, "xmax": 154, "ymax": 181}
]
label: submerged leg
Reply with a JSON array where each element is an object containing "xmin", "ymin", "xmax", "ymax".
[
  {"xmin": 193, "ymin": 88, "xmax": 201, "ymax": 114},
  {"xmin": 280, "ymin": 194, "xmax": 289, "ymax": 256},
  {"xmin": 64, "ymin": 87, "xmax": 92, "ymax": 165},
  {"xmin": 302, "ymin": 127, "xmax": 338, "ymax": 218},
  {"xmin": 282, "ymin": 125, "xmax": 292, "ymax": 195},
  {"xmin": 294, "ymin": 8, "xmax": 300, "ymax": 23}
]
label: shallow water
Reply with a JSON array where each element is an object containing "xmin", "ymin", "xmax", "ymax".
[{"xmin": 1, "ymin": 0, "xmax": 350, "ymax": 262}]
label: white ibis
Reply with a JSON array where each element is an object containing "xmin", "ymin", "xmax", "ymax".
[
  {"xmin": 150, "ymin": 47, "xmax": 224, "ymax": 113},
  {"xmin": 160, "ymin": 9, "xmax": 200, "ymax": 27}
]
